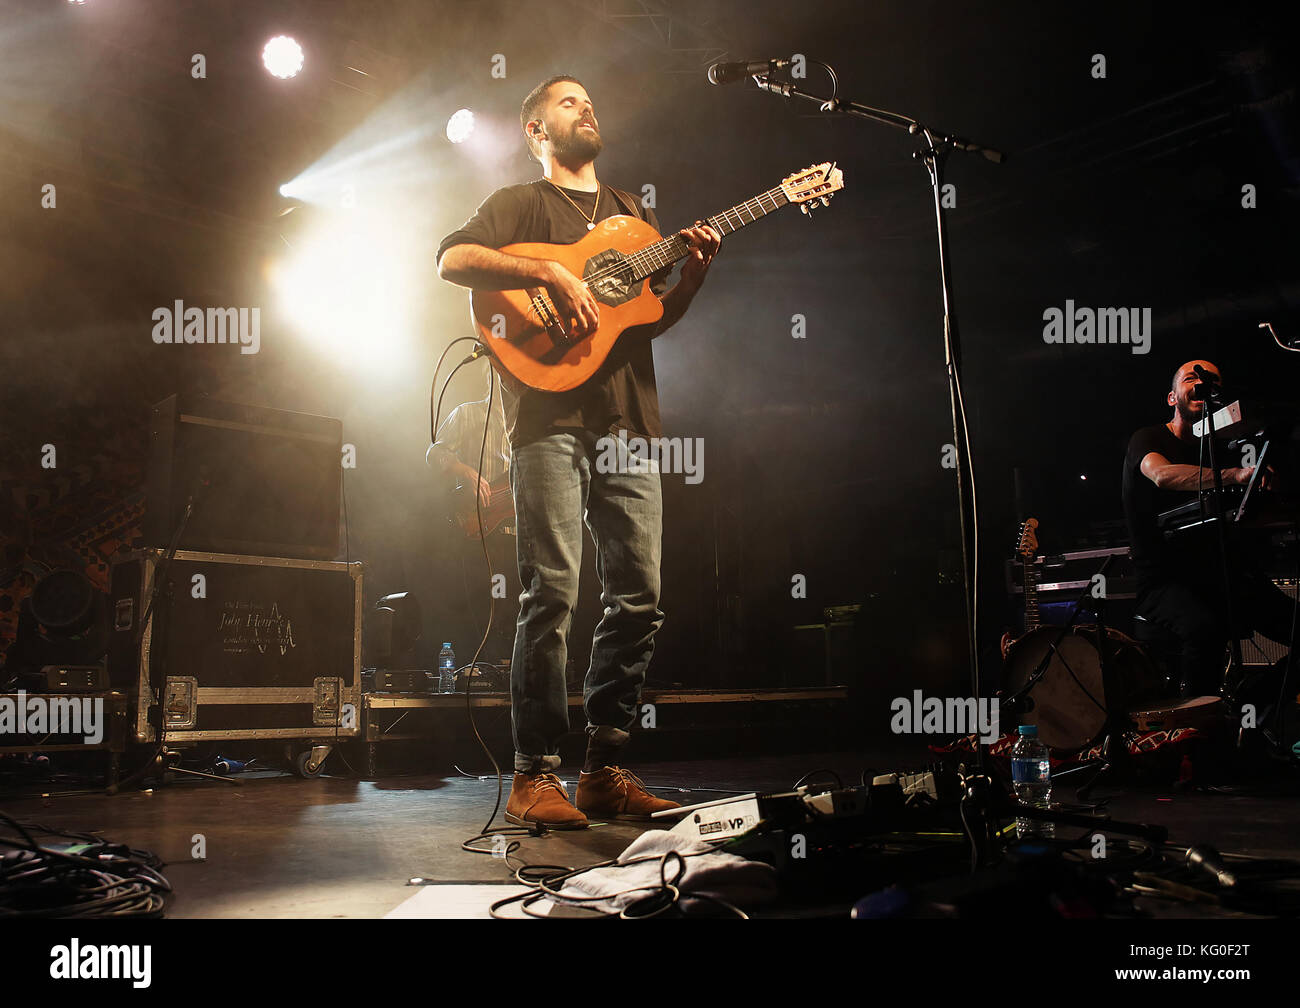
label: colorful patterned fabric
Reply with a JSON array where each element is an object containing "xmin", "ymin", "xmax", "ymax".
[{"xmin": 0, "ymin": 412, "xmax": 145, "ymax": 656}]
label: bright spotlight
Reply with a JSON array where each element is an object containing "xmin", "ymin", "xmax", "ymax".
[
  {"xmin": 269, "ymin": 212, "xmax": 416, "ymax": 375},
  {"xmin": 446, "ymin": 109, "xmax": 475, "ymax": 144},
  {"xmin": 263, "ymin": 36, "xmax": 304, "ymax": 79}
]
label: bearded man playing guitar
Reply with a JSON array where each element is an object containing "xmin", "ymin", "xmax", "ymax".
[{"xmin": 436, "ymin": 75, "xmax": 721, "ymax": 829}]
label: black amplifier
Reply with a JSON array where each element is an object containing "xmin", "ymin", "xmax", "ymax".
[
  {"xmin": 145, "ymin": 394, "xmax": 342, "ymax": 561},
  {"xmin": 108, "ymin": 550, "xmax": 362, "ymax": 746},
  {"xmin": 365, "ymin": 669, "xmax": 435, "ymax": 693},
  {"xmin": 361, "ymin": 664, "xmax": 509, "ymax": 694},
  {"xmin": 41, "ymin": 665, "xmax": 110, "ymax": 692}
]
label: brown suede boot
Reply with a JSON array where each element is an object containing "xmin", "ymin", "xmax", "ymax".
[
  {"xmin": 576, "ymin": 766, "xmax": 681, "ymax": 821},
  {"xmin": 505, "ymin": 772, "xmax": 589, "ymax": 830}
]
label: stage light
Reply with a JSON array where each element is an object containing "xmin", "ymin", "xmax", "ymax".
[
  {"xmin": 263, "ymin": 36, "xmax": 304, "ymax": 79},
  {"xmin": 446, "ymin": 108, "xmax": 475, "ymax": 144},
  {"xmin": 277, "ymin": 74, "xmax": 517, "ymax": 210},
  {"xmin": 369, "ymin": 592, "xmax": 423, "ymax": 665},
  {"xmin": 7, "ymin": 570, "xmax": 110, "ymax": 688},
  {"xmin": 267, "ymin": 207, "xmax": 419, "ymax": 374}
]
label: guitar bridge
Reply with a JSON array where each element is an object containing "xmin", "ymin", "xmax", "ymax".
[{"xmin": 529, "ymin": 293, "xmax": 569, "ymax": 345}]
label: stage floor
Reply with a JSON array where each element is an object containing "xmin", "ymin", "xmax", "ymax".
[{"xmin": 4, "ymin": 748, "xmax": 1298, "ymax": 918}]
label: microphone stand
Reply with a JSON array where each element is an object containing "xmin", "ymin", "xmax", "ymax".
[
  {"xmin": 752, "ymin": 72, "xmax": 1003, "ymax": 774},
  {"xmin": 1192, "ymin": 377, "xmax": 1245, "ymax": 704}
]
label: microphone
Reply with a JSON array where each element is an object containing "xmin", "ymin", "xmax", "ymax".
[
  {"xmin": 1186, "ymin": 845, "xmax": 1237, "ymax": 888},
  {"xmin": 1190, "ymin": 365, "xmax": 1225, "ymax": 405},
  {"xmin": 707, "ymin": 57, "xmax": 792, "ymax": 86}
]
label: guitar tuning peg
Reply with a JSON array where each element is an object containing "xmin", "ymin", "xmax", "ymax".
[
  {"xmin": 820, "ymin": 196, "xmax": 830, "ymax": 207},
  {"xmin": 800, "ymin": 202, "xmax": 812, "ymax": 215}
]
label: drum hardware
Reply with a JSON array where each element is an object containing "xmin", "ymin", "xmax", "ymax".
[{"xmin": 1002, "ymin": 554, "xmax": 1176, "ymax": 795}]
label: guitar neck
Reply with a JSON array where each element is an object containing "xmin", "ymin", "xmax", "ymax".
[
  {"xmin": 1023, "ymin": 560, "xmax": 1039, "ymax": 631},
  {"xmin": 625, "ymin": 185, "xmax": 790, "ymax": 282}
]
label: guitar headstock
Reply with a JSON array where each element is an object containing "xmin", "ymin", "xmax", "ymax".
[
  {"xmin": 1014, "ymin": 518, "xmax": 1039, "ymax": 560},
  {"xmin": 781, "ymin": 162, "xmax": 845, "ymax": 216}
]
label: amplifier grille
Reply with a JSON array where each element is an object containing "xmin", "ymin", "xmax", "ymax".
[{"xmin": 1242, "ymin": 580, "xmax": 1298, "ymax": 667}]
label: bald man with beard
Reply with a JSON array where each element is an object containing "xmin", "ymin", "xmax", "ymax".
[{"xmin": 1122, "ymin": 360, "xmax": 1296, "ymax": 700}]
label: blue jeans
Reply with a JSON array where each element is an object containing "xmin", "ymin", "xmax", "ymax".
[{"xmin": 509, "ymin": 430, "xmax": 664, "ymax": 773}]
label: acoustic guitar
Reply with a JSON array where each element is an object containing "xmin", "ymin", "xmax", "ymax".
[{"xmin": 468, "ymin": 162, "xmax": 845, "ymax": 391}]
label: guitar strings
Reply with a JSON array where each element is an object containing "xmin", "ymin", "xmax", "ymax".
[{"xmin": 576, "ymin": 186, "xmax": 790, "ymax": 288}]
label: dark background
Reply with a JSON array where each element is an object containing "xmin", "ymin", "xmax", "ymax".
[{"xmin": 2, "ymin": 0, "xmax": 1297, "ymax": 702}]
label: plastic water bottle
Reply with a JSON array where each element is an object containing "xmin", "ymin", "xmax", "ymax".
[
  {"xmin": 1011, "ymin": 724, "xmax": 1054, "ymax": 839},
  {"xmin": 438, "ymin": 643, "xmax": 456, "ymax": 694}
]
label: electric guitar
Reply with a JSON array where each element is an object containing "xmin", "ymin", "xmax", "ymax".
[
  {"xmin": 468, "ymin": 162, "xmax": 845, "ymax": 392},
  {"xmin": 452, "ymin": 473, "xmax": 514, "ymax": 538},
  {"xmin": 1001, "ymin": 518, "xmax": 1040, "ymax": 659}
]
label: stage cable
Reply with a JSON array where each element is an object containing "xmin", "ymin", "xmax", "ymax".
[
  {"xmin": 429, "ymin": 336, "xmax": 486, "ymax": 444},
  {"xmin": 0, "ymin": 812, "xmax": 171, "ymax": 917},
  {"xmin": 464, "ymin": 363, "xmax": 507, "ymax": 834},
  {"xmin": 428, "ymin": 348, "xmax": 537, "ymax": 858},
  {"xmin": 484, "ymin": 846, "xmax": 748, "ymax": 919}
]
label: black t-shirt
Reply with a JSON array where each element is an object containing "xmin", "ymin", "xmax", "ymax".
[
  {"xmin": 1122, "ymin": 423, "xmax": 1209, "ymax": 589},
  {"xmin": 437, "ymin": 180, "xmax": 671, "ymax": 448}
]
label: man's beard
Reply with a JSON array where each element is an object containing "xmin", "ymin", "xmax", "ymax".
[
  {"xmin": 1175, "ymin": 396, "xmax": 1205, "ymax": 424},
  {"xmin": 551, "ymin": 121, "xmax": 603, "ymax": 163}
]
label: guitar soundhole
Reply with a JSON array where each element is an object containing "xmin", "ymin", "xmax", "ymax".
[{"xmin": 583, "ymin": 249, "xmax": 642, "ymax": 307}]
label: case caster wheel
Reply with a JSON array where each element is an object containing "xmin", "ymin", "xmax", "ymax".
[{"xmin": 294, "ymin": 745, "xmax": 332, "ymax": 778}]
